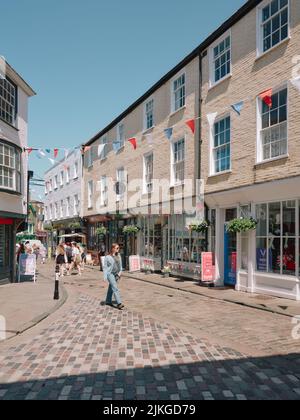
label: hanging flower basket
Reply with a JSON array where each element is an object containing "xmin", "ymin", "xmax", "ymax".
[
  {"xmin": 123, "ymin": 225, "xmax": 141, "ymax": 235},
  {"xmin": 189, "ymin": 220, "xmax": 210, "ymax": 233},
  {"xmin": 69, "ymin": 222, "xmax": 81, "ymax": 230},
  {"xmin": 226, "ymin": 217, "xmax": 258, "ymax": 234},
  {"xmin": 96, "ymin": 226, "xmax": 107, "ymax": 236}
]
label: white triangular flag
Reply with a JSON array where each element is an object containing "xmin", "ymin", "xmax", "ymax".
[
  {"xmin": 144, "ymin": 133, "xmax": 153, "ymax": 147},
  {"xmin": 48, "ymin": 158, "xmax": 55, "ymax": 165},
  {"xmin": 98, "ymin": 144, "xmax": 105, "ymax": 157},
  {"xmin": 290, "ymin": 76, "xmax": 300, "ymax": 93},
  {"xmin": 207, "ymin": 112, "xmax": 218, "ymax": 126}
]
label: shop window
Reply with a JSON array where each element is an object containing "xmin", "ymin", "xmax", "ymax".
[
  {"xmin": 167, "ymin": 215, "xmax": 207, "ymax": 264},
  {"xmin": 256, "ymin": 200, "xmax": 297, "ymax": 276}
]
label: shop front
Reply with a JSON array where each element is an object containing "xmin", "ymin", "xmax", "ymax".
[
  {"xmin": 166, "ymin": 214, "xmax": 207, "ymax": 280},
  {"xmin": 0, "ymin": 214, "xmax": 22, "ymax": 284},
  {"xmin": 206, "ymin": 177, "xmax": 300, "ymax": 301},
  {"xmin": 139, "ymin": 215, "xmax": 167, "ymax": 271}
]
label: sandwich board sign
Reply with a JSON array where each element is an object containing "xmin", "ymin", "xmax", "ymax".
[{"xmin": 18, "ymin": 254, "xmax": 37, "ymax": 283}]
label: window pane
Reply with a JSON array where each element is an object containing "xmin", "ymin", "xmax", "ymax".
[
  {"xmin": 269, "ymin": 202, "xmax": 281, "ymax": 236},
  {"xmin": 282, "ymin": 239, "xmax": 296, "ymax": 276},
  {"xmin": 283, "ymin": 201, "xmax": 296, "ymax": 236},
  {"xmin": 256, "ymin": 204, "xmax": 268, "ymax": 236}
]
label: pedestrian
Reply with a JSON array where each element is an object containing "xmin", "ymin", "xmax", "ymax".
[
  {"xmin": 55, "ymin": 244, "xmax": 68, "ymax": 277},
  {"xmin": 16, "ymin": 243, "xmax": 26, "ymax": 263},
  {"xmin": 103, "ymin": 243, "xmax": 124, "ymax": 310},
  {"xmin": 65, "ymin": 242, "xmax": 72, "ymax": 275},
  {"xmin": 70, "ymin": 242, "xmax": 82, "ymax": 276}
]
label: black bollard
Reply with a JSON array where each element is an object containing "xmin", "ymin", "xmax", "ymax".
[{"xmin": 54, "ymin": 265, "xmax": 60, "ymax": 300}]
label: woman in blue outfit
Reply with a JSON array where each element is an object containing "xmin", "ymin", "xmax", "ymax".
[{"xmin": 103, "ymin": 243, "xmax": 125, "ymax": 310}]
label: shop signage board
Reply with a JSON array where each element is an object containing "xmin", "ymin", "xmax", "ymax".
[
  {"xmin": 18, "ymin": 254, "xmax": 37, "ymax": 283},
  {"xmin": 201, "ymin": 252, "xmax": 216, "ymax": 282},
  {"xmin": 0, "ymin": 218, "xmax": 13, "ymax": 225},
  {"xmin": 129, "ymin": 255, "xmax": 141, "ymax": 272},
  {"xmin": 256, "ymin": 248, "xmax": 272, "ymax": 271},
  {"xmin": 140, "ymin": 257, "xmax": 155, "ymax": 272}
]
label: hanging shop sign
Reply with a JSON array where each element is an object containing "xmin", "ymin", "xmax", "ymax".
[{"xmin": 0, "ymin": 218, "xmax": 13, "ymax": 225}]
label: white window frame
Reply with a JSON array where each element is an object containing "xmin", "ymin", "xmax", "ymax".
[
  {"xmin": 73, "ymin": 194, "xmax": 79, "ymax": 216},
  {"xmin": 66, "ymin": 167, "xmax": 70, "ymax": 184},
  {"xmin": 117, "ymin": 122, "xmax": 125, "ymax": 149},
  {"xmin": 143, "ymin": 152, "xmax": 154, "ymax": 194},
  {"xmin": 54, "ymin": 175, "xmax": 58, "ymax": 190},
  {"xmin": 256, "ymin": 84, "xmax": 288, "ymax": 164},
  {"xmin": 54, "ymin": 203, "xmax": 58, "ymax": 220},
  {"xmin": 73, "ymin": 162, "xmax": 78, "ymax": 179},
  {"xmin": 210, "ymin": 114, "xmax": 231, "ymax": 175},
  {"xmin": 60, "ymin": 171, "xmax": 64, "ymax": 187},
  {"xmin": 49, "ymin": 204, "xmax": 53, "ymax": 220},
  {"xmin": 209, "ymin": 30, "xmax": 232, "ymax": 87},
  {"xmin": 171, "ymin": 72, "xmax": 186, "ymax": 114},
  {"xmin": 0, "ymin": 77, "xmax": 17, "ymax": 126},
  {"xmin": 170, "ymin": 137, "xmax": 185, "ymax": 187},
  {"xmin": 66, "ymin": 198, "xmax": 70, "ymax": 217},
  {"xmin": 143, "ymin": 98, "xmax": 154, "ymax": 132},
  {"xmin": 116, "ymin": 167, "xmax": 125, "ymax": 202},
  {"xmin": 60, "ymin": 200, "xmax": 64, "ymax": 219},
  {"xmin": 100, "ymin": 176, "xmax": 108, "ymax": 207},
  {"xmin": 88, "ymin": 180, "xmax": 93, "ymax": 209},
  {"xmin": 100, "ymin": 135, "xmax": 108, "ymax": 160},
  {"xmin": 87, "ymin": 148, "xmax": 93, "ymax": 168},
  {"xmin": 256, "ymin": 0, "xmax": 290, "ymax": 57},
  {"xmin": 0, "ymin": 142, "xmax": 21, "ymax": 192}
]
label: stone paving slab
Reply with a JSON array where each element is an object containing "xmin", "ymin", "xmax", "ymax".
[
  {"xmin": 0, "ymin": 263, "xmax": 67, "ymax": 340},
  {"xmin": 119, "ymin": 270, "xmax": 300, "ymax": 318},
  {"xmin": 0, "ymin": 292, "xmax": 300, "ymax": 400}
]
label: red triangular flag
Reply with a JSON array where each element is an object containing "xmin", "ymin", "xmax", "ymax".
[
  {"xmin": 84, "ymin": 146, "xmax": 91, "ymax": 153},
  {"xmin": 54, "ymin": 148, "xmax": 59, "ymax": 158},
  {"xmin": 128, "ymin": 138, "xmax": 137, "ymax": 150},
  {"xmin": 185, "ymin": 119, "xmax": 195, "ymax": 134},
  {"xmin": 259, "ymin": 89, "xmax": 273, "ymax": 108},
  {"xmin": 27, "ymin": 148, "xmax": 33, "ymax": 155}
]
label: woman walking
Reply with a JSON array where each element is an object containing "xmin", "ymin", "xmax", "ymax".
[
  {"xmin": 70, "ymin": 242, "xmax": 82, "ymax": 276},
  {"xmin": 55, "ymin": 244, "xmax": 68, "ymax": 277},
  {"xmin": 103, "ymin": 244, "xmax": 124, "ymax": 310}
]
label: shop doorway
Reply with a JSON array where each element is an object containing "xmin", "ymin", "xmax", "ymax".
[{"xmin": 224, "ymin": 208, "xmax": 237, "ymax": 287}]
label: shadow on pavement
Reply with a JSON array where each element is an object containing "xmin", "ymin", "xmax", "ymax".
[{"xmin": 0, "ymin": 353, "xmax": 300, "ymax": 400}]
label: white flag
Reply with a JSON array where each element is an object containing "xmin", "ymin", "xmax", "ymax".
[
  {"xmin": 207, "ymin": 112, "xmax": 218, "ymax": 126},
  {"xmin": 98, "ymin": 144, "xmax": 105, "ymax": 157},
  {"xmin": 291, "ymin": 76, "xmax": 300, "ymax": 93},
  {"xmin": 48, "ymin": 158, "xmax": 55, "ymax": 165}
]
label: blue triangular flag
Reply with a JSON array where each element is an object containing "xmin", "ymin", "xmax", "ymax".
[
  {"xmin": 45, "ymin": 149, "xmax": 51, "ymax": 154},
  {"xmin": 164, "ymin": 127, "xmax": 173, "ymax": 140},
  {"xmin": 231, "ymin": 101, "xmax": 244, "ymax": 116},
  {"xmin": 113, "ymin": 141, "xmax": 121, "ymax": 152}
]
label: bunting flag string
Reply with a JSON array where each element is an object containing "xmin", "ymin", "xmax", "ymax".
[
  {"xmin": 24, "ymin": 82, "xmax": 295, "ymax": 164},
  {"xmin": 231, "ymin": 101, "xmax": 244, "ymax": 116},
  {"xmin": 259, "ymin": 88, "xmax": 273, "ymax": 108},
  {"xmin": 128, "ymin": 137, "xmax": 137, "ymax": 150},
  {"xmin": 185, "ymin": 119, "xmax": 195, "ymax": 134},
  {"xmin": 164, "ymin": 127, "xmax": 173, "ymax": 140}
]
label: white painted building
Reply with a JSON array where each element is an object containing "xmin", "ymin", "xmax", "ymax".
[
  {"xmin": 0, "ymin": 60, "xmax": 35, "ymax": 283},
  {"xmin": 44, "ymin": 149, "xmax": 83, "ymax": 245}
]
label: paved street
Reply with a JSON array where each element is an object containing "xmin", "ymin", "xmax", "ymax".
[{"xmin": 0, "ymin": 263, "xmax": 300, "ymax": 400}]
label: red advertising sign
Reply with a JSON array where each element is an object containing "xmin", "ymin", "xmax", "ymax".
[
  {"xmin": 231, "ymin": 252, "xmax": 237, "ymax": 272},
  {"xmin": 201, "ymin": 252, "xmax": 216, "ymax": 282},
  {"xmin": 129, "ymin": 255, "xmax": 141, "ymax": 273},
  {"xmin": 0, "ymin": 218, "xmax": 13, "ymax": 225}
]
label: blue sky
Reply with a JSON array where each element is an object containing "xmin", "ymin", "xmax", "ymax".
[{"xmin": 1, "ymin": 0, "xmax": 246, "ymax": 199}]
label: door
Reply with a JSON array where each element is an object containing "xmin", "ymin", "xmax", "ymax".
[{"xmin": 224, "ymin": 208, "xmax": 237, "ymax": 286}]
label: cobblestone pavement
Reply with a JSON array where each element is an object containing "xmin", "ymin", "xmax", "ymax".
[{"xmin": 0, "ymin": 265, "xmax": 300, "ymax": 400}]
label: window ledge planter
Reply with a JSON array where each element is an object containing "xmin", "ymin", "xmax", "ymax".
[{"xmin": 226, "ymin": 217, "xmax": 258, "ymax": 234}]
